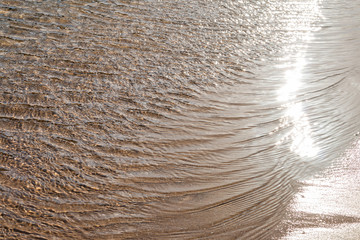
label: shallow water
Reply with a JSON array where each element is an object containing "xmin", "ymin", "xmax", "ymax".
[
  {"xmin": 277, "ymin": 139, "xmax": 360, "ymax": 240},
  {"xmin": 1, "ymin": 0, "xmax": 360, "ymax": 239}
]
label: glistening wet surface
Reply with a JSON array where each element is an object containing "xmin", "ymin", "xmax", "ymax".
[
  {"xmin": 1, "ymin": 0, "xmax": 360, "ymax": 239},
  {"xmin": 275, "ymin": 139, "xmax": 360, "ymax": 240}
]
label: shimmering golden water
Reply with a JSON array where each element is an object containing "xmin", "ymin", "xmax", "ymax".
[{"xmin": 1, "ymin": 0, "xmax": 360, "ymax": 239}]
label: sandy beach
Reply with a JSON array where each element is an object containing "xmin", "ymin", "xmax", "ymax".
[
  {"xmin": 274, "ymin": 138, "xmax": 360, "ymax": 239},
  {"xmin": 1, "ymin": 0, "xmax": 360, "ymax": 239}
]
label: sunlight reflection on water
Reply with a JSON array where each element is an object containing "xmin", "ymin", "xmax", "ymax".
[
  {"xmin": 274, "ymin": 0, "xmax": 322, "ymax": 159},
  {"xmin": 1, "ymin": 0, "xmax": 359, "ymax": 239},
  {"xmin": 277, "ymin": 52, "xmax": 319, "ymax": 158}
]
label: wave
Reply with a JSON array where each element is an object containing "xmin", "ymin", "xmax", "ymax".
[{"xmin": 1, "ymin": 0, "xmax": 360, "ymax": 239}]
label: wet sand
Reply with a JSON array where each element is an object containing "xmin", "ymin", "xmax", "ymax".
[
  {"xmin": 1, "ymin": 0, "xmax": 360, "ymax": 239},
  {"xmin": 274, "ymin": 138, "xmax": 360, "ymax": 239}
]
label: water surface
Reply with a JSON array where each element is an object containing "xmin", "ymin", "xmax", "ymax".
[{"xmin": 1, "ymin": 0, "xmax": 360, "ymax": 239}]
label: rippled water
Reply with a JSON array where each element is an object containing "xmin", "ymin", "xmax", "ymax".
[{"xmin": 1, "ymin": 0, "xmax": 360, "ymax": 239}]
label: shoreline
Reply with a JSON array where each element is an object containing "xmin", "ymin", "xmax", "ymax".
[{"xmin": 273, "ymin": 137, "xmax": 360, "ymax": 239}]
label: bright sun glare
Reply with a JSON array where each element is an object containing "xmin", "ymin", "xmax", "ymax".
[{"xmin": 277, "ymin": 54, "xmax": 319, "ymax": 158}]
